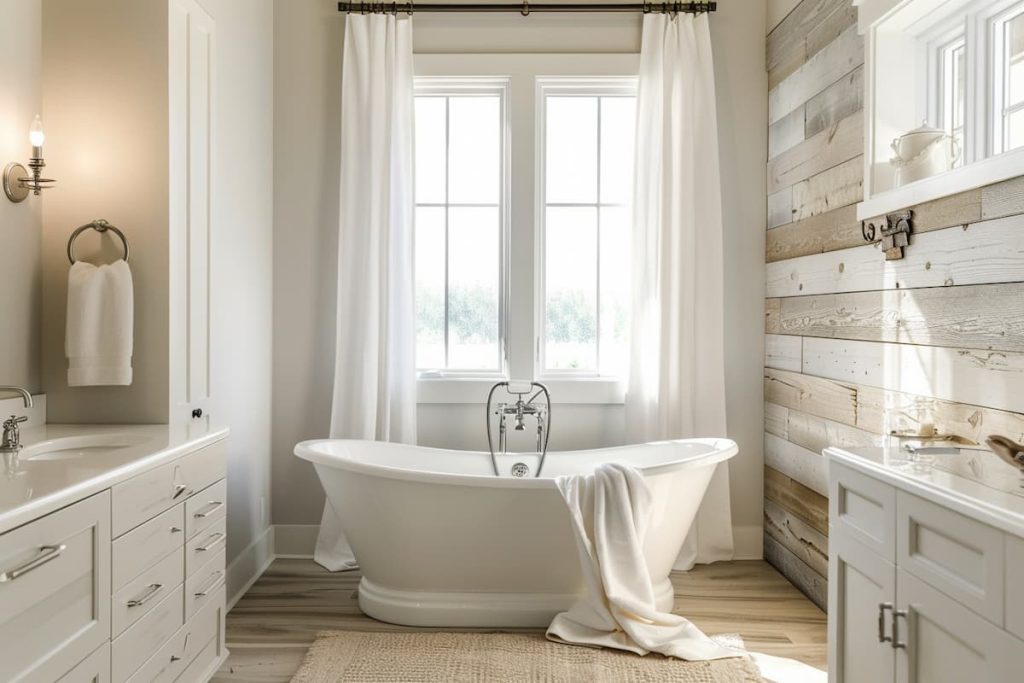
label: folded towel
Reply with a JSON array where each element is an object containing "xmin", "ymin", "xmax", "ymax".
[
  {"xmin": 65, "ymin": 259, "xmax": 134, "ymax": 386},
  {"xmin": 547, "ymin": 462, "xmax": 741, "ymax": 661}
]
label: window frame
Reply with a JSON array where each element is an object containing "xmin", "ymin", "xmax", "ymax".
[{"xmin": 412, "ymin": 53, "xmax": 639, "ymax": 404}]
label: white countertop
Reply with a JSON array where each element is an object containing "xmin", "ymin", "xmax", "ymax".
[
  {"xmin": 826, "ymin": 446, "xmax": 1024, "ymax": 539},
  {"xmin": 0, "ymin": 422, "xmax": 229, "ymax": 534}
]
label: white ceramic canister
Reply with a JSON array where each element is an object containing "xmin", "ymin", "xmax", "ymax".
[{"xmin": 890, "ymin": 121, "xmax": 961, "ymax": 186}]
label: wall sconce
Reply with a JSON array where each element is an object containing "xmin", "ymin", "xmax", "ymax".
[{"xmin": 3, "ymin": 115, "xmax": 56, "ymax": 203}]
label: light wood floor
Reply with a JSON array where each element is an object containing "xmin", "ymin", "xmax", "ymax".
[{"xmin": 212, "ymin": 558, "xmax": 826, "ymax": 682}]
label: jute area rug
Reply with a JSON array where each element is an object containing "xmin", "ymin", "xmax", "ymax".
[{"xmin": 290, "ymin": 631, "xmax": 765, "ymax": 682}]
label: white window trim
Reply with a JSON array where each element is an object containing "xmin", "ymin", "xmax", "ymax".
[{"xmin": 413, "ymin": 53, "xmax": 639, "ymax": 404}]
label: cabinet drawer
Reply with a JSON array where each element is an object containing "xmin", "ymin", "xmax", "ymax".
[
  {"xmin": 126, "ymin": 585, "xmax": 224, "ymax": 683},
  {"xmin": 0, "ymin": 492, "xmax": 111, "ymax": 683},
  {"xmin": 185, "ymin": 479, "xmax": 226, "ymax": 540},
  {"xmin": 180, "ymin": 440, "xmax": 227, "ymax": 500},
  {"xmin": 1007, "ymin": 534, "xmax": 1024, "ymax": 640},
  {"xmin": 111, "ymin": 584, "xmax": 184, "ymax": 682},
  {"xmin": 57, "ymin": 642, "xmax": 111, "ymax": 683},
  {"xmin": 112, "ymin": 504, "xmax": 184, "ymax": 589},
  {"xmin": 830, "ymin": 462, "xmax": 897, "ymax": 561},
  {"xmin": 897, "ymin": 491, "xmax": 1004, "ymax": 624},
  {"xmin": 112, "ymin": 547, "xmax": 184, "ymax": 637},
  {"xmin": 186, "ymin": 516, "xmax": 226, "ymax": 578},
  {"xmin": 185, "ymin": 548, "xmax": 225, "ymax": 621}
]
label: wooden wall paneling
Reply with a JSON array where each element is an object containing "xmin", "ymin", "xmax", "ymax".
[
  {"xmin": 769, "ymin": 25, "xmax": 863, "ymax": 125},
  {"xmin": 981, "ymin": 175, "xmax": 1024, "ymax": 220},
  {"xmin": 764, "ymin": 533, "xmax": 828, "ymax": 609},
  {"xmin": 766, "ymin": 334, "xmax": 803, "ymax": 372},
  {"xmin": 765, "ymin": 401, "xmax": 789, "ymax": 439},
  {"xmin": 804, "ymin": 67, "xmax": 863, "ymax": 140},
  {"xmin": 769, "ymin": 187, "xmax": 795, "ymax": 228},
  {"xmin": 765, "ymin": 431, "xmax": 830, "ymax": 496},
  {"xmin": 768, "ymin": 110, "xmax": 864, "ymax": 194},
  {"xmin": 769, "ymin": 106, "xmax": 807, "ymax": 160},
  {"xmin": 802, "ymin": 337, "xmax": 1024, "ymax": 415},
  {"xmin": 767, "ymin": 0, "xmax": 855, "ymax": 85},
  {"xmin": 766, "ymin": 204, "xmax": 862, "ymax": 262},
  {"xmin": 764, "ymin": 466, "xmax": 829, "ymax": 535},
  {"xmin": 773, "ymin": 283, "xmax": 1024, "ymax": 353},
  {"xmin": 766, "ymin": 214, "xmax": 1024, "ymax": 298},
  {"xmin": 790, "ymin": 155, "xmax": 864, "ymax": 222},
  {"xmin": 803, "ymin": 0, "xmax": 859, "ymax": 69},
  {"xmin": 785, "ymin": 407, "xmax": 885, "ymax": 455},
  {"xmin": 764, "ymin": 499, "xmax": 830, "ymax": 577},
  {"xmin": 863, "ymin": 188, "xmax": 982, "ymax": 237},
  {"xmin": 764, "ymin": 367, "xmax": 858, "ymax": 426}
]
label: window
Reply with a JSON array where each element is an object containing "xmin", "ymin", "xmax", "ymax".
[
  {"xmin": 411, "ymin": 56, "xmax": 639, "ymax": 401},
  {"xmin": 994, "ymin": 5, "xmax": 1024, "ymax": 152},
  {"xmin": 937, "ymin": 36, "xmax": 966, "ymax": 166}
]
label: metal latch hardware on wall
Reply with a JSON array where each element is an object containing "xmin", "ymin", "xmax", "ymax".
[{"xmin": 862, "ymin": 210, "xmax": 913, "ymax": 261}]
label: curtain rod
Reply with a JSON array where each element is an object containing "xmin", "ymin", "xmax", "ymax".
[{"xmin": 337, "ymin": 2, "xmax": 717, "ymax": 15}]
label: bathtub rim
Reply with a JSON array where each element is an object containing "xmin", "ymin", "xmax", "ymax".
[{"xmin": 294, "ymin": 437, "xmax": 737, "ymax": 489}]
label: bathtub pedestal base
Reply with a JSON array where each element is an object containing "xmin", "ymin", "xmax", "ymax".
[{"xmin": 357, "ymin": 577, "xmax": 676, "ymax": 628}]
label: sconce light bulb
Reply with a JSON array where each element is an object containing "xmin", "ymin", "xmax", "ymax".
[{"xmin": 29, "ymin": 115, "xmax": 45, "ymax": 149}]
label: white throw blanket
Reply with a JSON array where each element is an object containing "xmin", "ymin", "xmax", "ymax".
[
  {"xmin": 65, "ymin": 259, "xmax": 134, "ymax": 386},
  {"xmin": 546, "ymin": 462, "xmax": 741, "ymax": 661}
]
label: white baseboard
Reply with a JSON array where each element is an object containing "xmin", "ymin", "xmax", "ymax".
[
  {"xmin": 226, "ymin": 525, "xmax": 275, "ymax": 610},
  {"xmin": 273, "ymin": 523, "xmax": 319, "ymax": 558}
]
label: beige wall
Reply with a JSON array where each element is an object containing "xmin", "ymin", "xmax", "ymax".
[
  {"xmin": 271, "ymin": 0, "xmax": 768, "ymax": 558},
  {"xmin": 0, "ymin": 0, "xmax": 42, "ymax": 392}
]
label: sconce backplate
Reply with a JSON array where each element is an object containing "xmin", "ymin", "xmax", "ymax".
[{"xmin": 3, "ymin": 163, "xmax": 29, "ymax": 203}]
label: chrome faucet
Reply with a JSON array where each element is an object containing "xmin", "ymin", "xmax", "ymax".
[
  {"xmin": 0, "ymin": 386, "xmax": 33, "ymax": 455},
  {"xmin": 485, "ymin": 381, "xmax": 552, "ymax": 478}
]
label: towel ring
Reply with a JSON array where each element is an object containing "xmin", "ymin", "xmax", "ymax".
[{"xmin": 67, "ymin": 219, "xmax": 130, "ymax": 265}]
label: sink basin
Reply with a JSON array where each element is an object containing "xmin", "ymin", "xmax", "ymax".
[{"xmin": 20, "ymin": 433, "xmax": 153, "ymax": 462}]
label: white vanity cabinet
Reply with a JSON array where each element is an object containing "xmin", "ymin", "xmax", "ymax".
[
  {"xmin": 827, "ymin": 451, "xmax": 1024, "ymax": 683},
  {"xmin": 0, "ymin": 437, "xmax": 227, "ymax": 683}
]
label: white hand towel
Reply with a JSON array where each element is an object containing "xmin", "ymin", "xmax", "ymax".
[
  {"xmin": 546, "ymin": 462, "xmax": 742, "ymax": 661},
  {"xmin": 65, "ymin": 259, "xmax": 134, "ymax": 386}
]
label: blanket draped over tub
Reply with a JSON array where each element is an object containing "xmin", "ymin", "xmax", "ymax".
[{"xmin": 546, "ymin": 462, "xmax": 742, "ymax": 661}]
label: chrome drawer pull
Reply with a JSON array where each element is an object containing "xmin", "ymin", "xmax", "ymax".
[
  {"xmin": 892, "ymin": 608, "xmax": 908, "ymax": 649},
  {"xmin": 173, "ymin": 482, "xmax": 191, "ymax": 500},
  {"xmin": 878, "ymin": 602, "xmax": 893, "ymax": 643},
  {"xmin": 196, "ymin": 532, "xmax": 225, "ymax": 552},
  {"xmin": 127, "ymin": 583, "xmax": 164, "ymax": 607},
  {"xmin": 0, "ymin": 544, "xmax": 66, "ymax": 583},
  {"xmin": 193, "ymin": 501, "xmax": 224, "ymax": 519},
  {"xmin": 194, "ymin": 570, "xmax": 223, "ymax": 597}
]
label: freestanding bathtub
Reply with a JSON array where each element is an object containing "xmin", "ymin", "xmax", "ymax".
[{"xmin": 294, "ymin": 438, "xmax": 737, "ymax": 628}]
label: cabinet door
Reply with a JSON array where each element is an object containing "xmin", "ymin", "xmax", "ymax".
[
  {"xmin": 829, "ymin": 531, "xmax": 896, "ymax": 683},
  {"xmin": 169, "ymin": 0, "xmax": 216, "ymax": 425},
  {"xmin": 896, "ymin": 569, "xmax": 1024, "ymax": 683}
]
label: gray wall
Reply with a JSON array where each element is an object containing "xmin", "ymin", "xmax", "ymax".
[
  {"xmin": 271, "ymin": 0, "xmax": 767, "ymax": 558},
  {"xmin": 0, "ymin": 0, "xmax": 42, "ymax": 393}
]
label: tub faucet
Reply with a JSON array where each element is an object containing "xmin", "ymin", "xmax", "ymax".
[
  {"xmin": 485, "ymin": 381, "xmax": 551, "ymax": 478},
  {"xmin": 0, "ymin": 386, "xmax": 33, "ymax": 455}
]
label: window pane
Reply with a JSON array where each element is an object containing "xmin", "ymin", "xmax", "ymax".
[
  {"xmin": 415, "ymin": 207, "xmax": 446, "ymax": 369},
  {"xmin": 600, "ymin": 97, "xmax": 637, "ymax": 205},
  {"xmin": 448, "ymin": 207, "xmax": 500, "ymax": 369},
  {"xmin": 546, "ymin": 97, "xmax": 598, "ymax": 204},
  {"xmin": 545, "ymin": 207, "xmax": 597, "ymax": 371},
  {"xmin": 415, "ymin": 98, "xmax": 446, "ymax": 204},
  {"xmin": 448, "ymin": 96, "xmax": 501, "ymax": 204},
  {"xmin": 599, "ymin": 206, "xmax": 630, "ymax": 377},
  {"xmin": 1008, "ymin": 12, "xmax": 1024, "ymax": 105},
  {"xmin": 1009, "ymin": 108, "xmax": 1024, "ymax": 150}
]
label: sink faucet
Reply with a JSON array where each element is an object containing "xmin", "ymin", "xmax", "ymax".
[{"xmin": 0, "ymin": 386, "xmax": 33, "ymax": 455}]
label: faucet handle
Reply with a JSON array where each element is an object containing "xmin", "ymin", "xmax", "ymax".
[{"xmin": 4, "ymin": 415, "xmax": 28, "ymax": 427}]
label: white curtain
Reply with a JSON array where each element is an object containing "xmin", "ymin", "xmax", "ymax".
[
  {"xmin": 315, "ymin": 13, "xmax": 417, "ymax": 571},
  {"xmin": 626, "ymin": 12, "xmax": 734, "ymax": 570}
]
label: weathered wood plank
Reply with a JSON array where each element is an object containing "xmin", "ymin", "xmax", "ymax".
[
  {"xmin": 765, "ymin": 431, "xmax": 829, "ymax": 496},
  {"xmin": 805, "ymin": 66, "xmax": 863, "ymax": 140},
  {"xmin": 764, "ymin": 532, "xmax": 828, "ymax": 611},
  {"xmin": 765, "ymin": 298, "xmax": 782, "ymax": 334},
  {"xmin": 785, "ymin": 407, "xmax": 885, "ymax": 455},
  {"xmin": 774, "ymin": 283, "xmax": 1024, "ymax": 353},
  {"xmin": 864, "ymin": 187, "xmax": 982, "ymax": 236},
  {"xmin": 769, "ymin": 106, "xmax": 806, "ymax": 160},
  {"xmin": 766, "ymin": 334, "xmax": 803, "ymax": 372},
  {"xmin": 802, "ymin": 337, "xmax": 1024, "ymax": 415},
  {"xmin": 768, "ymin": 187, "xmax": 794, "ymax": 228},
  {"xmin": 765, "ymin": 367, "xmax": 1024, "ymax": 444},
  {"xmin": 766, "ymin": 214, "xmax": 1024, "ymax": 298},
  {"xmin": 767, "ymin": 0, "xmax": 855, "ymax": 82},
  {"xmin": 765, "ymin": 402, "xmax": 789, "ymax": 439},
  {"xmin": 765, "ymin": 466, "xmax": 829, "ymax": 536},
  {"xmin": 768, "ymin": 110, "xmax": 863, "ymax": 193},
  {"xmin": 981, "ymin": 175, "xmax": 1024, "ymax": 220},
  {"xmin": 765, "ymin": 499, "xmax": 829, "ymax": 578},
  {"xmin": 790, "ymin": 155, "xmax": 864, "ymax": 222},
  {"xmin": 769, "ymin": 26, "xmax": 863, "ymax": 125},
  {"xmin": 804, "ymin": 0, "xmax": 859, "ymax": 70},
  {"xmin": 766, "ymin": 204, "xmax": 861, "ymax": 262}
]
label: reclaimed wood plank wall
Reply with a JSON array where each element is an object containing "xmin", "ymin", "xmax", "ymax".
[{"xmin": 763, "ymin": 0, "xmax": 1024, "ymax": 610}]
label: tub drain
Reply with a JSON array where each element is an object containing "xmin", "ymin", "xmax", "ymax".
[{"xmin": 511, "ymin": 462, "xmax": 530, "ymax": 478}]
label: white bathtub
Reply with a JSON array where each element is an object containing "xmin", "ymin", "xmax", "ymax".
[{"xmin": 294, "ymin": 438, "xmax": 737, "ymax": 628}]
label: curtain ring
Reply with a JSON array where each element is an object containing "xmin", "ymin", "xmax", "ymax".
[
  {"xmin": 407, "ymin": 0, "xmax": 414, "ymax": 15},
  {"xmin": 521, "ymin": 0, "xmax": 530, "ymax": 17},
  {"xmin": 391, "ymin": 1, "xmax": 396, "ymax": 15}
]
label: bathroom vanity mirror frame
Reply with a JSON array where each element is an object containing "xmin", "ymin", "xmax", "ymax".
[{"xmin": 856, "ymin": 0, "xmax": 1024, "ymax": 220}]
